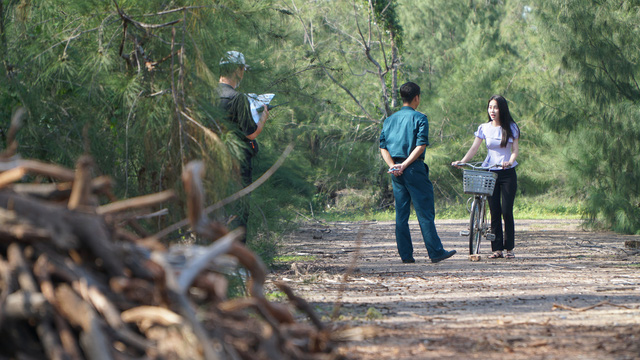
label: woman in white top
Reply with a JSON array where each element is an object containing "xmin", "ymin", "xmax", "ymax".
[{"xmin": 452, "ymin": 95, "xmax": 520, "ymax": 259}]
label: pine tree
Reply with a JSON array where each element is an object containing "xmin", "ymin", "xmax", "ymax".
[
  {"xmin": 0, "ymin": 0, "xmax": 288, "ymax": 232},
  {"xmin": 262, "ymin": 0, "xmax": 407, "ymax": 203},
  {"xmin": 531, "ymin": 0, "xmax": 640, "ymax": 234}
]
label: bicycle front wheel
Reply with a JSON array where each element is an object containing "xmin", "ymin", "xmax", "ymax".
[{"xmin": 469, "ymin": 197, "xmax": 482, "ymax": 255}]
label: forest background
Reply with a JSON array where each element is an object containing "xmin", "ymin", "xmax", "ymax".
[{"xmin": 1, "ymin": 0, "xmax": 639, "ymax": 264}]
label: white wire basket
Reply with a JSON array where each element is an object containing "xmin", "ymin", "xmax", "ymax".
[{"xmin": 463, "ymin": 169, "xmax": 497, "ymax": 195}]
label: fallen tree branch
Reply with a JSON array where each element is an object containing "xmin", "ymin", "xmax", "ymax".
[
  {"xmin": 176, "ymin": 229, "xmax": 243, "ymax": 293},
  {"xmin": 96, "ymin": 190, "xmax": 175, "ymax": 215},
  {"xmin": 33, "ymin": 255, "xmax": 84, "ymax": 360},
  {"xmin": 134, "ymin": 208, "xmax": 169, "ymax": 220},
  {"xmin": 68, "ymin": 155, "xmax": 95, "ymax": 210},
  {"xmin": 275, "ymin": 281, "xmax": 324, "ymax": 330},
  {"xmin": 0, "ymin": 147, "xmax": 345, "ymax": 358},
  {"xmin": 10, "ymin": 176, "xmax": 113, "ymax": 202},
  {"xmin": 0, "ymin": 212, "xmax": 52, "ymax": 243},
  {"xmin": 8, "ymin": 243, "xmax": 69, "ymax": 360},
  {"xmin": 331, "ymin": 224, "xmax": 365, "ymax": 320},
  {"xmin": 55, "ymin": 284, "xmax": 113, "ymax": 360},
  {"xmin": 121, "ymin": 305, "xmax": 183, "ymax": 329},
  {"xmin": 552, "ymin": 300, "xmax": 632, "ymax": 312},
  {"xmin": 0, "ymin": 160, "xmax": 76, "ymax": 188},
  {"xmin": 150, "ymin": 251, "xmax": 225, "ymax": 360},
  {"xmin": 153, "ymin": 144, "xmax": 294, "ymax": 239},
  {"xmin": 1, "ymin": 290, "xmax": 49, "ymax": 320},
  {"xmin": 0, "ymin": 107, "xmax": 26, "ymax": 160}
]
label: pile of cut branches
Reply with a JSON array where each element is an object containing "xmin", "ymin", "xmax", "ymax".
[{"xmin": 0, "ymin": 112, "xmax": 358, "ymax": 359}]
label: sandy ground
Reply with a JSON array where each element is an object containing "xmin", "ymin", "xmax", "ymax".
[{"xmin": 267, "ymin": 219, "xmax": 640, "ymax": 360}]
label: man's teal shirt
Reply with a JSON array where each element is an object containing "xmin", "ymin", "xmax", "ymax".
[{"xmin": 379, "ymin": 106, "xmax": 429, "ymax": 160}]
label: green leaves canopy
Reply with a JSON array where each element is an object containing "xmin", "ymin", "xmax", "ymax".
[{"xmin": 2, "ymin": 0, "xmax": 639, "ymax": 235}]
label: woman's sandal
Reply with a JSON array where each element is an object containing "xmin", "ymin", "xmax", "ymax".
[
  {"xmin": 488, "ymin": 251, "xmax": 503, "ymax": 259},
  {"xmin": 505, "ymin": 250, "xmax": 515, "ymax": 259}
]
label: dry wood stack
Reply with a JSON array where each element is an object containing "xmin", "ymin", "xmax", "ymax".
[{"xmin": 0, "ymin": 117, "xmax": 354, "ymax": 360}]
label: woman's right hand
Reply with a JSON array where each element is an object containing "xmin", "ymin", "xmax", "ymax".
[{"xmin": 451, "ymin": 160, "xmax": 462, "ymax": 168}]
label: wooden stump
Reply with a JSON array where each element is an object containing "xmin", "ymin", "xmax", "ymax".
[{"xmin": 624, "ymin": 240, "xmax": 640, "ymax": 249}]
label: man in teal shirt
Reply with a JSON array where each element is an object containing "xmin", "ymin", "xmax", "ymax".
[{"xmin": 379, "ymin": 82, "xmax": 456, "ymax": 264}]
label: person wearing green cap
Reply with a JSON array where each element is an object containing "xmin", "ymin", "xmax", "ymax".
[{"xmin": 217, "ymin": 51, "xmax": 270, "ymax": 243}]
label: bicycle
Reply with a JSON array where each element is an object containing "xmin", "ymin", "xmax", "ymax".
[{"xmin": 453, "ymin": 163, "xmax": 500, "ymax": 255}]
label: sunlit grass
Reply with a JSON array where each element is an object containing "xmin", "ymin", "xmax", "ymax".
[
  {"xmin": 265, "ymin": 290, "xmax": 287, "ymax": 302},
  {"xmin": 513, "ymin": 195, "xmax": 584, "ymax": 219},
  {"xmin": 312, "ymin": 195, "xmax": 584, "ymax": 222},
  {"xmin": 274, "ymin": 255, "xmax": 317, "ymax": 262}
]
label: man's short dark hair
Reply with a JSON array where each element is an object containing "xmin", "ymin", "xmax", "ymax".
[{"xmin": 400, "ymin": 82, "xmax": 420, "ymax": 104}]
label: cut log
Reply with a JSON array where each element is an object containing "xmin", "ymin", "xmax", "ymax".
[
  {"xmin": 33, "ymin": 255, "xmax": 83, "ymax": 360},
  {"xmin": 624, "ymin": 240, "xmax": 640, "ymax": 249},
  {"xmin": 0, "ymin": 159, "xmax": 76, "ymax": 188},
  {"xmin": 0, "ymin": 155, "xmax": 348, "ymax": 359},
  {"xmin": 11, "ymin": 183, "xmax": 73, "ymax": 202},
  {"xmin": 2, "ymin": 291, "xmax": 49, "ymax": 320},
  {"xmin": 56, "ymin": 284, "xmax": 113, "ymax": 360},
  {"xmin": 469, "ymin": 254, "xmax": 482, "ymax": 262},
  {"xmin": 0, "ymin": 107, "xmax": 26, "ymax": 160},
  {"xmin": 0, "ymin": 209, "xmax": 52, "ymax": 243},
  {"xmin": 10, "ymin": 176, "xmax": 113, "ymax": 203},
  {"xmin": 68, "ymin": 155, "xmax": 96, "ymax": 210},
  {"xmin": 7, "ymin": 244, "xmax": 69, "ymax": 360},
  {"xmin": 0, "ymin": 191, "xmax": 78, "ymax": 249},
  {"xmin": 96, "ymin": 190, "xmax": 175, "ymax": 215}
]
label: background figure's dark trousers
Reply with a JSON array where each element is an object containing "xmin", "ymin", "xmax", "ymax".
[
  {"xmin": 488, "ymin": 167, "xmax": 517, "ymax": 252},
  {"xmin": 391, "ymin": 161, "xmax": 446, "ymax": 261},
  {"xmin": 231, "ymin": 153, "xmax": 253, "ymax": 243}
]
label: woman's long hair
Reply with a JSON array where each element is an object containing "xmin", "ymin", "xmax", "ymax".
[{"xmin": 487, "ymin": 95, "xmax": 519, "ymax": 148}]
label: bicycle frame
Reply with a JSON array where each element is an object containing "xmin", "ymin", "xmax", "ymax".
[
  {"xmin": 469, "ymin": 193, "xmax": 492, "ymax": 254},
  {"xmin": 454, "ymin": 162, "xmax": 500, "ymax": 255}
]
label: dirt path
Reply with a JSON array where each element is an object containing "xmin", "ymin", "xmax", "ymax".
[{"xmin": 267, "ymin": 219, "xmax": 640, "ymax": 360}]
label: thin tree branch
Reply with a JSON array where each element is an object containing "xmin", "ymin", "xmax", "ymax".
[
  {"xmin": 170, "ymin": 27, "xmax": 186, "ymax": 169},
  {"xmin": 365, "ymin": 0, "xmax": 392, "ymax": 116},
  {"xmin": 124, "ymin": 90, "xmax": 144, "ymax": 197},
  {"xmin": 112, "ymin": 0, "xmax": 181, "ymax": 30},
  {"xmin": 22, "ymin": 27, "xmax": 101, "ymax": 69},
  {"xmin": 320, "ymin": 66, "xmax": 377, "ymax": 122},
  {"xmin": 142, "ymin": 6, "xmax": 208, "ymax": 17},
  {"xmin": 153, "ymin": 144, "xmax": 294, "ymax": 239},
  {"xmin": 352, "ymin": 0, "xmax": 391, "ymax": 117},
  {"xmin": 290, "ymin": 0, "xmax": 376, "ymax": 121}
]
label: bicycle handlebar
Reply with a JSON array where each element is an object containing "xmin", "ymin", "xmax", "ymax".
[{"xmin": 451, "ymin": 162, "xmax": 503, "ymax": 170}]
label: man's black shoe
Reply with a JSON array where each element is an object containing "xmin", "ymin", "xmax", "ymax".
[
  {"xmin": 431, "ymin": 250, "xmax": 456, "ymax": 263},
  {"xmin": 402, "ymin": 258, "xmax": 416, "ymax": 264}
]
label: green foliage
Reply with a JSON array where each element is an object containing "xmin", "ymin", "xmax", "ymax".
[
  {"xmin": 368, "ymin": 0, "xmax": 404, "ymax": 49},
  {"xmin": 265, "ymin": 290, "xmax": 287, "ymax": 302},
  {"xmin": 0, "ymin": 0, "xmax": 312, "ymax": 260},
  {"xmin": 529, "ymin": 0, "xmax": 640, "ymax": 234},
  {"xmin": 274, "ymin": 255, "xmax": 317, "ymax": 263},
  {"xmin": 257, "ymin": 0, "xmax": 405, "ymax": 219},
  {"xmin": 2, "ymin": 0, "xmax": 638, "ymax": 251},
  {"xmin": 316, "ymin": 195, "xmax": 582, "ymax": 223},
  {"xmin": 364, "ymin": 306, "xmax": 383, "ymax": 320},
  {"xmin": 395, "ymin": 0, "xmax": 563, "ymax": 205}
]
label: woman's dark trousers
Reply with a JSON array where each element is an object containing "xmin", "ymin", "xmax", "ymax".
[{"xmin": 488, "ymin": 167, "xmax": 517, "ymax": 252}]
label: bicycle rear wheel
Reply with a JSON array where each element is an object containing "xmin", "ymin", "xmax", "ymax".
[{"xmin": 469, "ymin": 197, "xmax": 482, "ymax": 255}]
